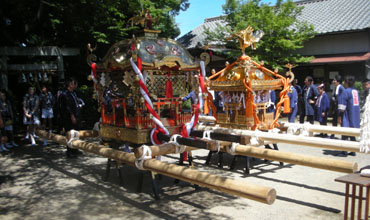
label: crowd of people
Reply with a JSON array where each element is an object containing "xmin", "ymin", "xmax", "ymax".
[
  {"xmin": 287, "ymin": 75, "xmax": 370, "ymax": 154},
  {"xmin": 0, "ymin": 77, "xmax": 85, "ymax": 158}
]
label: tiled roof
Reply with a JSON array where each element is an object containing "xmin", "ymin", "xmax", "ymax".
[
  {"xmin": 177, "ymin": 16, "xmax": 227, "ymax": 49},
  {"xmin": 178, "ymin": 0, "xmax": 370, "ymax": 48},
  {"xmin": 296, "ymin": 0, "xmax": 370, "ymax": 35}
]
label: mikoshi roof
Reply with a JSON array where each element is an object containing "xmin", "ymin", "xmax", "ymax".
[{"xmin": 99, "ymin": 35, "xmax": 200, "ymax": 70}]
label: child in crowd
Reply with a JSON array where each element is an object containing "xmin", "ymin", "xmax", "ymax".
[
  {"xmin": 23, "ymin": 87, "xmax": 40, "ymax": 146},
  {"xmin": 0, "ymin": 91, "xmax": 18, "ymax": 150},
  {"xmin": 40, "ymin": 85, "xmax": 54, "ymax": 146}
]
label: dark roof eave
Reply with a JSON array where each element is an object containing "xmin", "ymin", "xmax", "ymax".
[{"xmin": 314, "ymin": 28, "xmax": 370, "ymax": 36}]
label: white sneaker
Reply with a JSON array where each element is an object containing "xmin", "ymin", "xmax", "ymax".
[
  {"xmin": 25, "ymin": 133, "xmax": 30, "ymax": 139},
  {"xmin": 33, "ymin": 133, "xmax": 39, "ymax": 139}
]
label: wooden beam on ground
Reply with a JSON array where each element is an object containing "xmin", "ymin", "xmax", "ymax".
[
  {"xmin": 198, "ymin": 115, "xmax": 216, "ymax": 123},
  {"xmin": 134, "ymin": 138, "xmax": 357, "ymax": 173},
  {"xmin": 216, "ymin": 142, "xmax": 357, "ymax": 173},
  {"xmin": 196, "ymin": 116, "xmax": 360, "ymax": 137},
  {"xmin": 197, "ymin": 125, "xmax": 361, "ymax": 153},
  {"xmin": 134, "ymin": 143, "xmax": 199, "ymax": 158},
  {"xmin": 66, "ymin": 130, "xmax": 99, "ymax": 140},
  {"xmin": 36, "ymin": 130, "xmax": 276, "ymax": 204},
  {"xmin": 279, "ymin": 122, "xmax": 360, "ymax": 137},
  {"xmin": 156, "ymin": 132, "xmax": 218, "ymax": 151},
  {"xmin": 190, "ymin": 130, "xmax": 250, "ymax": 145}
]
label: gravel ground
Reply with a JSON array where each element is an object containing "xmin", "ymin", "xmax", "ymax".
[{"xmin": 0, "ymin": 127, "xmax": 368, "ymax": 220}]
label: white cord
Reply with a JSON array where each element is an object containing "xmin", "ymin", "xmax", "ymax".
[
  {"xmin": 169, "ymin": 134, "xmax": 187, "ymax": 154},
  {"xmin": 250, "ymin": 130, "xmax": 264, "ymax": 146},
  {"xmin": 226, "ymin": 142, "xmax": 238, "ymax": 155},
  {"xmin": 287, "ymin": 126, "xmax": 299, "ymax": 135},
  {"xmin": 134, "ymin": 145, "xmax": 152, "ymax": 170},
  {"xmin": 268, "ymin": 128, "xmax": 280, "ymax": 133},
  {"xmin": 299, "ymin": 123, "xmax": 311, "ymax": 136},
  {"xmin": 67, "ymin": 129, "xmax": 80, "ymax": 148},
  {"xmin": 169, "ymin": 134, "xmax": 181, "ymax": 146},
  {"xmin": 202, "ymin": 130, "xmax": 212, "ymax": 140}
]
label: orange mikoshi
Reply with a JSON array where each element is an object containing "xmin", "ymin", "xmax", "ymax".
[{"xmin": 208, "ymin": 26, "xmax": 294, "ymax": 130}]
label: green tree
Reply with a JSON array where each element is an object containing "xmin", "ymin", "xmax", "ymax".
[
  {"xmin": 206, "ymin": 0, "xmax": 315, "ymax": 70},
  {"xmin": 0, "ymin": 0, "xmax": 189, "ymax": 48}
]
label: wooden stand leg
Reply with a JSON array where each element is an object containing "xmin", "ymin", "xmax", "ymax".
[
  {"xmin": 272, "ymin": 144, "xmax": 284, "ymax": 166},
  {"xmin": 188, "ymin": 154, "xmax": 193, "ymax": 167},
  {"xmin": 365, "ymin": 187, "xmax": 369, "ymax": 220},
  {"xmin": 103, "ymin": 159, "xmax": 112, "ymax": 181},
  {"xmin": 358, "ymin": 186, "xmax": 363, "ymax": 220},
  {"xmin": 116, "ymin": 162, "xmax": 124, "ymax": 186},
  {"xmin": 351, "ymin": 185, "xmax": 356, "ymax": 220},
  {"xmin": 218, "ymin": 152, "xmax": 223, "ymax": 168},
  {"xmin": 205, "ymin": 151, "xmax": 213, "ymax": 165},
  {"xmin": 245, "ymin": 156, "xmax": 250, "ymax": 175},
  {"xmin": 179, "ymin": 153, "xmax": 184, "ymax": 165},
  {"xmin": 230, "ymin": 155, "xmax": 237, "ymax": 170},
  {"xmin": 136, "ymin": 171, "xmax": 144, "ymax": 193},
  {"xmin": 264, "ymin": 145, "xmax": 272, "ymax": 163},
  {"xmin": 150, "ymin": 172, "xmax": 160, "ymax": 200},
  {"xmin": 174, "ymin": 178, "xmax": 180, "ymax": 184},
  {"xmin": 345, "ymin": 183, "xmax": 349, "ymax": 220}
]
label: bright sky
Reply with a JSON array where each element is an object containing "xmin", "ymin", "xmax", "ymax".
[{"xmin": 176, "ymin": 0, "xmax": 277, "ymax": 37}]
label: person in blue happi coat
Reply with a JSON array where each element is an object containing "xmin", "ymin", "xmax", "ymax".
[
  {"xmin": 315, "ymin": 84, "xmax": 330, "ymax": 137},
  {"xmin": 338, "ymin": 75, "xmax": 360, "ymax": 156},
  {"xmin": 299, "ymin": 76, "xmax": 318, "ymax": 124},
  {"xmin": 330, "ymin": 75, "xmax": 345, "ymax": 139},
  {"xmin": 292, "ymin": 79, "xmax": 302, "ymax": 117},
  {"xmin": 182, "ymin": 91, "xmax": 196, "ymax": 104},
  {"xmin": 287, "ymin": 85, "xmax": 298, "ymax": 123}
]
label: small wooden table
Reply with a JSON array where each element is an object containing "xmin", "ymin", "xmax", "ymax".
[{"xmin": 335, "ymin": 173, "xmax": 370, "ymax": 220}]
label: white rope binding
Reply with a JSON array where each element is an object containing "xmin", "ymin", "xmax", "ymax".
[
  {"xmin": 169, "ymin": 134, "xmax": 187, "ymax": 154},
  {"xmin": 299, "ymin": 123, "xmax": 311, "ymax": 136},
  {"xmin": 202, "ymin": 130, "xmax": 220, "ymax": 153},
  {"xmin": 287, "ymin": 125, "xmax": 300, "ymax": 135},
  {"xmin": 134, "ymin": 145, "xmax": 152, "ymax": 170},
  {"xmin": 268, "ymin": 128, "xmax": 280, "ymax": 133},
  {"xmin": 202, "ymin": 130, "xmax": 212, "ymax": 140},
  {"xmin": 67, "ymin": 129, "xmax": 80, "ymax": 148},
  {"xmin": 226, "ymin": 142, "xmax": 238, "ymax": 155},
  {"xmin": 250, "ymin": 130, "xmax": 264, "ymax": 146}
]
